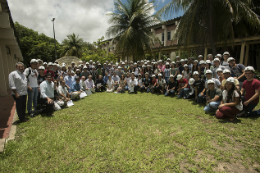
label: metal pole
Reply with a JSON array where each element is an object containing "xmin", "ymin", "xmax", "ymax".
[{"xmin": 52, "ymin": 18, "xmax": 57, "ymax": 60}]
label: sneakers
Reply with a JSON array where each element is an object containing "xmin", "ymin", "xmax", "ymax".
[{"xmin": 236, "ymin": 111, "xmax": 245, "ymax": 117}]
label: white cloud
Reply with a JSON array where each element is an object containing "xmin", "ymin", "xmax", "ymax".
[{"xmin": 8, "ymin": 0, "xmax": 115, "ymax": 43}]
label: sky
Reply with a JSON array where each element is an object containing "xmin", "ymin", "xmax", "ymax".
[{"xmin": 8, "ymin": 0, "xmax": 183, "ymax": 43}]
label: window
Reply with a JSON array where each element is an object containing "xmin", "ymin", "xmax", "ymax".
[
  {"xmin": 162, "ymin": 33, "xmax": 164, "ymax": 42},
  {"xmin": 167, "ymin": 31, "xmax": 171, "ymax": 41}
]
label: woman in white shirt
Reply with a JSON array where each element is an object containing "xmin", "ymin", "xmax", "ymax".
[
  {"xmin": 106, "ymin": 75, "xmax": 114, "ymax": 93},
  {"xmin": 216, "ymin": 77, "xmax": 243, "ymax": 122}
]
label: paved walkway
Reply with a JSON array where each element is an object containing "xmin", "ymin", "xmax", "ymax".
[{"xmin": 0, "ymin": 90, "xmax": 16, "ymax": 139}]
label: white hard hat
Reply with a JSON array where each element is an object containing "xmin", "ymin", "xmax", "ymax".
[
  {"xmin": 205, "ymin": 70, "xmax": 213, "ymax": 74},
  {"xmin": 223, "ymin": 51, "xmax": 230, "ymax": 56},
  {"xmin": 227, "ymin": 57, "xmax": 235, "ymax": 62},
  {"xmin": 207, "ymin": 80, "xmax": 215, "ymax": 84},
  {"xmin": 38, "ymin": 66, "xmax": 45, "ymax": 70},
  {"xmin": 226, "ymin": 77, "xmax": 235, "ymax": 84},
  {"xmin": 30, "ymin": 59, "xmax": 37, "ymax": 64},
  {"xmin": 184, "ymin": 64, "xmax": 188, "ymax": 67},
  {"xmin": 213, "ymin": 58, "xmax": 220, "ymax": 62},
  {"xmin": 193, "ymin": 71, "xmax": 199, "ymax": 75},
  {"xmin": 223, "ymin": 69, "xmax": 231, "ymax": 73},
  {"xmin": 189, "ymin": 78, "xmax": 195, "ymax": 85},
  {"xmin": 206, "ymin": 60, "xmax": 211, "ymax": 64},
  {"xmin": 176, "ymin": 74, "xmax": 182, "ymax": 80},
  {"xmin": 245, "ymin": 66, "xmax": 255, "ymax": 72},
  {"xmin": 158, "ymin": 73, "xmax": 162, "ymax": 77},
  {"xmin": 216, "ymin": 68, "xmax": 223, "ymax": 72}
]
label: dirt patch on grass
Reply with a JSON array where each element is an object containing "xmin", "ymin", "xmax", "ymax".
[{"xmin": 213, "ymin": 162, "xmax": 259, "ymax": 173}]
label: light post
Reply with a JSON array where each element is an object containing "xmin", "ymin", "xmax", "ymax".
[{"xmin": 51, "ymin": 18, "xmax": 57, "ymax": 59}]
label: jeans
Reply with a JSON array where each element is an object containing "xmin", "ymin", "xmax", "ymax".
[
  {"xmin": 177, "ymin": 88, "xmax": 189, "ymax": 98},
  {"xmin": 204, "ymin": 101, "xmax": 221, "ymax": 112},
  {"xmin": 165, "ymin": 77, "xmax": 169, "ymax": 83},
  {"xmin": 125, "ymin": 85, "xmax": 128, "ymax": 90},
  {"xmin": 197, "ymin": 93, "xmax": 206, "ymax": 103},
  {"xmin": 12, "ymin": 95, "xmax": 27, "ymax": 121},
  {"xmin": 140, "ymin": 86, "xmax": 150, "ymax": 93},
  {"xmin": 244, "ymin": 102, "xmax": 259, "ymax": 117},
  {"xmin": 165, "ymin": 89, "xmax": 175, "ymax": 96},
  {"xmin": 27, "ymin": 87, "xmax": 38, "ymax": 113}
]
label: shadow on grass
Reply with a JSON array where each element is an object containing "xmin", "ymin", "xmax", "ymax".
[{"xmin": 218, "ymin": 118, "xmax": 242, "ymax": 124}]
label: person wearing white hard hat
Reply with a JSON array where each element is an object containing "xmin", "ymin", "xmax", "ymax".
[
  {"xmin": 75, "ymin": 69, "xmax": 82, "ymax": 78},
  {"xmin": 128, "ymin": 73, "xmax": 138, "ymax": 94},
  {"xmin": 199, "ymin": 60, "xmax": 206, "ymax": 79},
  {"xmin": 215, "ymin": 68, "xmax": 224, "ymax": 85},
  {"xmin": 184, "ymin": 78, "xmax": 196, "ymax": 99},
  {"xmin": 89, "ymin": 66, "xmax": 97, "ymax": 82},
  {"xmin": 170, "ymin": 62, "xmax": 178, "ymax": 80},
  {"xmin": 192, "ymin": 71, "xmax": 205, "ymax": 103},
  {"xmin": 198, "ymin": 55, "xmax": 203, "ymax": 63},
  {"xmin": 216, "ymin": 77, "xmax": 243, "ymax": 121},
  {"xmin": 43, "ymin": 62, "xmax": 47, "ymax": 69},
  {"xmin": 141, "ymin": 72, "xmax": 151, "ymax": 93},
  {"xmin": 61, "ymin": 65, "xmax": 67, "ymax": 78},
  {"xmin": 81, "ymin": 66, "xmax": 90, "ymax": 79},
  {"xmin": 192, "ymin": 60, "xmax": 199, "ymax": 77},
  {"xmin": 228, "ymin": 57, "xmax": 246, "ymax": 89},
  {"xmin": 158, "ymin": 60, "xmax": 165, "ymax": 74},
  {"xmin": 222, "ymin": 69, "xmax": 239, "ymax": 90},
  {"xmin": 112, "ymin": 72, "xmax": 120, "ymax": 90},
  {"xmin": 150, "ymin": 74, "xmax": 157, "ymax": 93},
  {"xmin": 176, "ymin": 74, "xmax": 189, "ymax": 98},
  {"xmin": 178, "ymin": 59, "xmax": 185, "ymax": 75},
  {"xmin": 237, "ymin": 66, "xmax": 260, "ymax": 117},
  {"xmin": 221, "ymin": 52, "xmax": 230, "ymax": 67},
  {"xmin": 204, "ymin": 60, "xmax": 214, "ymax": 80},
  {"xmin": 165, "ymin": 75, "xmax": 177, "ymax": 96},
  {"xmin": 64, "ymin": 71, "xmax": 75, "ymax": 93},
  {"xmin": 44, "ymin": 62, "xmax": 55, "ymax": 79},
  {"xmin": 207, "ymin": 54, "xmax": 214, "ymax": 65},
  {"xmin": 133, "ymin": 63, "xmax": 140, "ymax": 78},
  {"xmin": 213, "ymin": 58, "xmax": 226, "ymax": 79},
  {"xmin": 106, "ymin": 75, "xmax": 115, "ymax": 93},
  {"xmin": 153, "ymin": 73, "xmax": 166, "ymax": 94},
  {"xmin": 85, "ymin": 75, "xmax": 96, "ymax": 93},
  {"xmin": 24, "ymin": 59, "xmax": 39, "ymax": 117},
  {"xmin": 37, "ymin": 66, "xmax": 46, "ymax": 110},
  {"xmin": 203, "ymin": 79, "xmax": 222, "ymax": 113},
  {"xmin": 182, "ymin": 64, "xmax": 191, "ymax": 80},
  {"xmin": 164, "ymin": 63, "xmax": 171, "ymax": 83},
  {"xmin": 95, "ymin": 75, "xmax": 106, "ymax": 92}
]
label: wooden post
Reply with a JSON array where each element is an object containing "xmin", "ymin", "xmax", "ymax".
[
  {"xmin": 204, "ymin": 48, "xmax": 207, "ymax": 61},
  {"xmin": 159, "ymin": 51, "xmax": 162, "ymax": 60},
  {"xmin": 244, "ymin": 43, "xmax": 249, "ymax": 66},
  {"xmin": 240, "ymin": 42, "xmax": 246, "ymax": 64}
]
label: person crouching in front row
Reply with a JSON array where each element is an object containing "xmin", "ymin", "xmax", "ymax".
[
  {"xmin": 58, "ymin": 80, "xmax": 71, "ymax": 105},
  {"xmin": 70, "ymin": 76, "xmax": 84, "ymax": 100},
  {"xmin": 40, "ymin": 73, "xmax": 55, "ymax": 116},
  {"xmin": 128, "ymin": 74, "xmax": 138, "ymax": 94},
  {"xmin": 53, "ymin": 80, "xmax": 64, "ymax": 110}
]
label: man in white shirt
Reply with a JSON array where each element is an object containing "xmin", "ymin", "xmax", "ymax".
[
  {"xmin": 58, "ymin": 80, "xmax": 71, "ymax": 105},
  {"xmin": 128, "ymin": 74, "xmax": 138, "ymax": 94},
  {"xmin": 112, "ymin": 72, "xmax": 120, "ymax": 90},
  {"xmin": 40, "ymin": 73, "xmax": 55, "ymax": 116},
  {"xmin": 9, "ymin": 62, "xmax": 28, "ymax": 122},
  {"xmin": 80, "ymin": 76, "xmax": 87, "ymax": 91},
  {"xmin": 24, "ymin": 59, "xmax": 39, "ymax": 117},
  {"xmin": 85, "ymin": 75, "xmax": 96, "ymax": 93}
]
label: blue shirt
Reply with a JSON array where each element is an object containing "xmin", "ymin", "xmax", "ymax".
[
  {"xmin": 71, "ymin": 82, "xmax": 81, "ymax": 92},
  {"xmin": 164, "ymin": 68, "xmax": 171, "ymax": 77},
  {"xmin": 103, "ymin": 76, "xmax": 109, "ymax": 84},
  {"xmin": 64, "ymin": 76, "xmax": 75, "ymax": 89}
]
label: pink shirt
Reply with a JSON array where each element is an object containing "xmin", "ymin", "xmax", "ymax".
[{"xmin": 158, "ymin": 65, "xmax": 165, "ymax": 72}]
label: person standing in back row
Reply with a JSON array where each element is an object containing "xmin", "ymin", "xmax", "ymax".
[
  {"xmin": 24, "ymin": 59, "xmax": 39, "ymax": 117},
  {"xmin": 9, "ymin": 62, "xmax": 28, "ymax": 122}
]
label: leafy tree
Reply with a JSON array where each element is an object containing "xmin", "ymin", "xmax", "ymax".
[
  {"xmin": 157, "ymin": 0, "xmax": 260, "ymax": 55},
  {"xmin": 14, "ymin": 22, "xmax": 60, "ymax": 66},
  {"xmin": 60, "ymin": 33, "xmax": 84, "ymax": 58},
  {"xmin": 106, "ymin": 0, "xmax": 160, "ymax": 61}
]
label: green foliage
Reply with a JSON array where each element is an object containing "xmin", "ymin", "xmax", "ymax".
[
  {"xmin": 81, "ymin": 37, "xmax": 118, "ymax": 63},
  {"xmin": 15, "ymin": 22, "xmax": 60, "ymax": 66},
  {"xmin": 106, "ymin": 0, "xmax": 160, "ymax": 61},
  {"xmin": 157, "ymin": 0, "xmax": 260, "ymax": 54}
]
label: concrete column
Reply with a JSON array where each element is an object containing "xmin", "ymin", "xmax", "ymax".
[
  {"xmin": 204, "ymin": 48, "xmax": 208, "ymax": 61},
  {"xmin": 1, "ymin": 44, "xmax": 10, "ymax": 89},
  {"xmin": 162, "ymin": 25, "xmax": 167, "ymax": 46},
  {"xmin": 240, "ymin": 42, "xmax": 246, "ymax": 64},
  {"xmin": 244, "ymin": 43, "xmax": 250, "ymax": 66},
  {"xmin": 0, "ymin": 46, "xmax": 8, "ymax": 96}
]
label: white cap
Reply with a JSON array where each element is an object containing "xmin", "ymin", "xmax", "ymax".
[
  {"xmin": 71, "ymin": 61, "xmax": 75, "ymax": 64},
  {"xmin": 213, "ymin": 58, "xmax": 220, "ymax": 62},
  {"xmin": 170, "ymin": 75, "xmax": 174, "ymax": 78},
  {"xmin": 134, "ymin": 63, "xmax": 137, "ymax": 65},
  {"xmin": 43, "ymin": 62, "xmax": 47, "ymax": 65},
  {"xmin": 189, "ymin": 78, "xmax": 195, "ymax": 85},
  {"xmin": 176, "ymin": 56, "xmax": 180, "ymax": 59},
  {"xmin": 171, "ymin": 61, "xmax": 176, "ymax": 64},
  {"xmin": 30, "ymin": 59, "xmax": 37, "ymax": 63},
  {"xmin": 90, "ymin": 60, "xmax": 93, "ymax": 62},
  {"xmin": 167, "ymin": 58, "xmax": 170, "ymax": 61},
  {"xmin": 152, "ymin": 74, "xmax": 156, "ymax": 77},
  {"xmin": 76, "ymin": 69, "xmax": 80, "ymax": 72},
  {"xmin": 245, "ymin": 66, "xmax": 255, "ymax": 72},
  {"xmin": 38, "ymin": 66, "xmax": 45, "ymax": 70},
  {"xmin": 215, "ymin": 54, "xmax": 222, "ymax": 58},
  {"xmin": 83, "ymin": 66, "xmax": 87, "ymax": 69},
  {"xmin": 205, "ymin": 70, "xmax": 212, "ymax": 74},
  {"xmin": 198, "ymin": 55, "xmax": 203, "ymax": 58},
  {"xmin": 53, "ymin": 63, "xmax": 57, "ymax": 66},
  {"xmin": 193, "ymin": 71, "xmax": 199, "ymax": 75},
  {"xmin": 223, "ymin": 69, "xmax": 231, "ymax": 73},
  {"xmin": 62, "ymin": 65, "xmax": 66, "ymax": 68},
  {"xmin": 184, "ymin": 59, "xmax": 188, "ymax": 61},
  {"xmin": 108, "ymin": 63, "xmax": 111, "ymax": 65},
  {"xmin": 180, "ymin": 59, "xmax": 185, "ymax": 62},
  {"xmin": 216, "ymin": 68, "xmax": 223, "ymax": 72},
  {"xmin": 122, "ymin": 62, "xmax": 125, "ymax": 65},
  {"xmin": 226, "ymin": 77, "xmax": 235, "ymax": 83},
  {"xmin": 158, "ymin": 73, "xmax": 162, "ymax": 77},
  {"xmin": 47, "ymin": 62, "xmax": 53, "ymax": 66},
  {"xmin": 206, "ymin": 60, "xmax": 211, "ymax": 64},
  {"xmin": 159, "ymin": 60, "xmax": 162, "ymax": 62},
  {"xmin": 200, "ymin": 60, "xmax": 205, "ymax": 64},
  {"xmin": 118, "ymin": 66, "xmax": 122, "ymax": 69},
  {"xmin": 223, "ymin": 51, "xmax": 230, "ymax": 56},
  {"xmin": 184, "ymin": 64, "xmax": 188, "ymax": 67},
  {"xmin": 194, "ymin": 60, "xmax": 198, "ymax": 63},
  {"xmin": 93, "ymin": 62, "xmax": 96, "ymax": 64},
  {"xmin": 227, "ymin": 57, "xmax": 235, "ymax": 62},
  {"xmin": 141, "ymin": 60, "xmax": 144, "ymax": 62},
  {"xmin": 207, "ymin": 80, "xmax": 215, "ymax": 84},
  {"xmin": 144, "ymin": 62, "xmax": 147, "ymax": 65},
  {"xmin": 176, "ymin": 74, "xmax": 182, "ymax": 80},
  {"xmin": 86, "ymin": 62, "xmax": 89, "ymax": 65},
  {"xmin": 166, "ymin": 62, "xmax": 169, "ymax": 65}
]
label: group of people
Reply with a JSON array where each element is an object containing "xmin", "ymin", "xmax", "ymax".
[{"xmin": 9, "ymin": 51, "xmax": 260, "ymax": 122}]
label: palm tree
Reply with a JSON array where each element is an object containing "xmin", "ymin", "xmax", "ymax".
[
  {"xmin": 60, "ymin": 33, "xmax": 84, "ymax": 58},
  {"xmin": 157, "ymin": 0, "xmax": 260, "ymax": 55},
  {"xmin": 106, "ymin": 0, "xmax": 160, "ymax": 61}
]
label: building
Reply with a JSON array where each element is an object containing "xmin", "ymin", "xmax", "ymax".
[
  {"xmin": 0, "ymin": 0, "xmax": 23, "ymax": 97},
  {"xmin": 101, "ymin": 17, "xmax": 260, "ymax": 69}
]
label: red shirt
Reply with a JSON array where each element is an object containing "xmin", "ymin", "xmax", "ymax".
[
  {"xmin": 242, "ymin": 79, "xmax": 260, "ymax": 104},
  {"xmin": 151, "ymin": 79, "xmax": 157, "ymax": 85},
  {"xmin": 44, "ymin": 70, "xmax": 55, "ymax": 77},
  {"xmin": 178, "ymin": 78, "xmax": 188, "ymax": 88}
]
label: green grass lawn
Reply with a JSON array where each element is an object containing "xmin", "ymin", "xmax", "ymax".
[{"xmin": 1, "ymin": 92, "xmax": 260, "ymax": 172}]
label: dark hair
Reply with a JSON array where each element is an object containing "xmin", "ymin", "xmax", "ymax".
[
  {"xmin": 224, "ymin": 82, "xmax": 241, "ymax": 103},
  {"xmin": 192, "ymin": 63, "xmax": 199, "ymax": 72},
  {"xmin": 46, "ymin": 73, "xmax": 52, "ymax": 77},
  {"xmin": 184, "ymin": 66, "xmax": 190, "ymax": 74}
]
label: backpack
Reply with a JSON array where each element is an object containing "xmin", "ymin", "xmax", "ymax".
[{"xmin": 26, "ymin": 68, "xmax": 32, "ymax": 82}]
